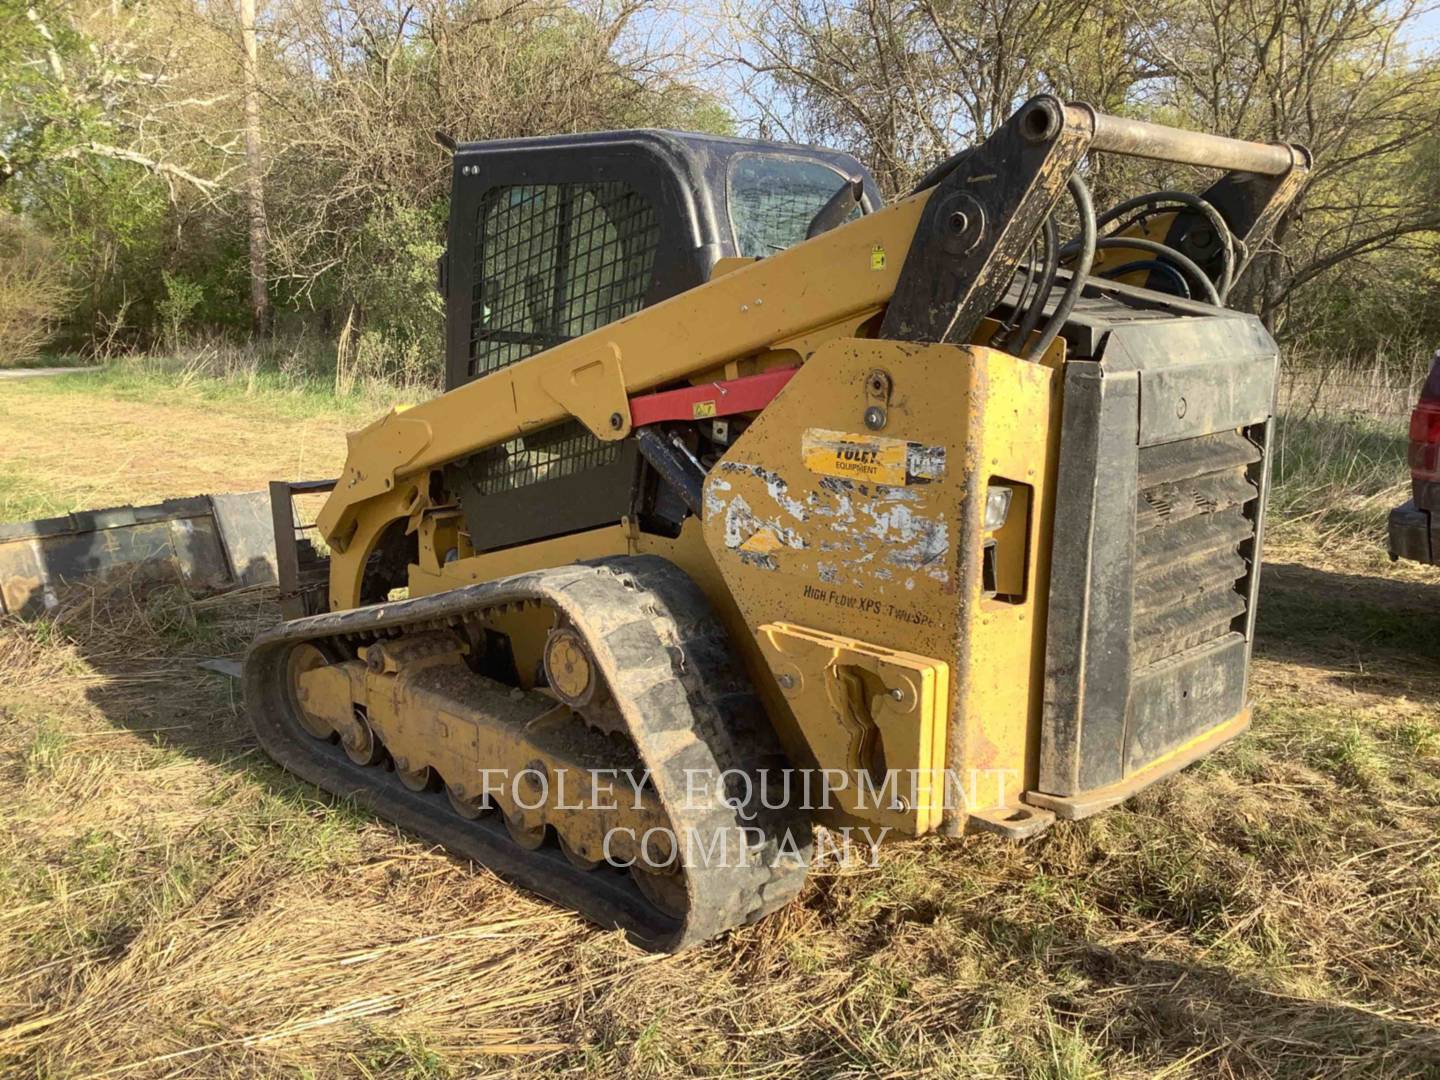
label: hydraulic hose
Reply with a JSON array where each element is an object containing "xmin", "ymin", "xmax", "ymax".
[
  {"xmin": 1027, "ymin": 175, "xmax": 1096, "ymax": 362},
  {"xmin": 1089, "ymin": 237, "xmax": 1220, "ymax": 306},
  {"xmin": 995, "ymin": 230, "xmax": 1042, "ymax": 349},
  {"xmin": 1004, "ymin": 215, "xmax": 1059, "ymax": 354},
  {"xmin": 1095, "ymin": 190, "xmax": 1236, "ymax": 299},
  {"xmin": 1099, "ymin": 259, "xmax": 1191, "ymax": 299}
]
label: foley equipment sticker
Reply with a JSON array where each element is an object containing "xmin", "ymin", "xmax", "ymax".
[{"xmin": 801, "ymin": 429, "xmax": 945, "ymax": 486}]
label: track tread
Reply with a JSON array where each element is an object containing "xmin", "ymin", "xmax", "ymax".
[
  {"xmin": 591, "ymin": 558, "xmax": 811, "ymax": 930},
  {"xmin": 244, "ymin": 555, "xmax": 810, "ymax": 950}
]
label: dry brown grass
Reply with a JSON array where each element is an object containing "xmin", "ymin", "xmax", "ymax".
[
  {"xmin": 0, "ymin": 366, "xmax": 353, "ymax": 523},
  {"xmin": 1270, "ymin": 354, "xmax": 1424, "ymax": 552},
  {"xmin": 1, "ymin": 364, "xmax": 1439, "ymax": 1078}
]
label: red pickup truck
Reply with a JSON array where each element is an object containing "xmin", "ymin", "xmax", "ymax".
[{"xmin": 1389, "ymin": 350, "xmax": 1440, "ymax": 564}]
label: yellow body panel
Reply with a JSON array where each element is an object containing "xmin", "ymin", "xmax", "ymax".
[
  {"xmin": 696, "ymin": 338, "xmax": 1058, "ymax": 833},
  {"xmin": 757, "ymin": 622, "xmax": 951, "ymax": 834},
  {"xmin": 402, "ymin": 332, "xmax": 1060, "ymax": 837},
  {"xmin": 411, "ymin": 524, "xmax": 631, "ymax": 597},
  {"xmin": 368, "ymin": 323, "xmax": 1069, "ymax": 836}
]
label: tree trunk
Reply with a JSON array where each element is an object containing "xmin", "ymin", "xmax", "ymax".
[{"xmin": 240, "ymin": 0, "xmax": 270, "ymax": 337}]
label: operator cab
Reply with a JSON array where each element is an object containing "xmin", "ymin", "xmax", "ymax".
[{"xmin": 441, "ymin": 130, "xmax": 882, "ymax": 392}]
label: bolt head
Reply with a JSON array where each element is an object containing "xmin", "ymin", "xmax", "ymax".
[
  {"xmin": 864, "ymin": 406, "xmax": 886, "ymax": 430},
  {"xmin": 609, "ymin": 411, "xmax": 624, "ymax": 430}
]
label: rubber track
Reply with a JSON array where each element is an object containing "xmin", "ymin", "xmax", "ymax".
[{"xmin": 244, "ymin": 555, "xmax": 812, "ymax": 951}]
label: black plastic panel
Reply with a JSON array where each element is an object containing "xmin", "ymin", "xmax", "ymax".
[
  {"xmin": 446, "ymin": 435, "xmax": 638, "ymax": 554},
  {"xmin": 1125, "ymin": 632, "xmax": 1248, "ymax": 772},
  {"xmin": 1039, "ymin": 311, "xmax": 1278, "ymax": 798},
  {"xmin": 1132, "ymin": 431, "xmax": 1260, "ymax": 667},
  {"xmin": 454, "ymin": 419, "xmax": 624, "ymax": 497}
]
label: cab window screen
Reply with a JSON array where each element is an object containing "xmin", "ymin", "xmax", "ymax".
[
  {"xmin": 728, "ymin": 155, "xmax": 855, "ymax": 257},
  {"xmin": 469, "ymin": 182, "xmax": 659, "ymax": 378}
]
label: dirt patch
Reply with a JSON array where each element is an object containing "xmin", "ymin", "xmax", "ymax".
[{"xmin": 0, "ymin": 383, "xmax": 349, "ymax": 518}]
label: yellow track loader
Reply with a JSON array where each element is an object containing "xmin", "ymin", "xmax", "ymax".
[{"xmin": 246, "ymin": 98, "xmax": 1309, "ymax": 949}]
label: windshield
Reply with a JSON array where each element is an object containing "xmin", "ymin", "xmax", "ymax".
[{"xmin": 728, "ymin": 154, "xmax": 859, "ymax": 257}]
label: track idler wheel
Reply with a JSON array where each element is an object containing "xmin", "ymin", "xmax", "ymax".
[
  {"xmin": 287, "ymin": 643, "xmax": 337, "ymax": 741},
  {"xmin": 504, "ymin": 761, "xmax": 550, "ymax": 850},
  {"xmin": 633, "ymin": 866, "xmax": 687, "ymax": 920},
  {"xmin": 558, "ymin": 833, "xmax": 601, "ymax": 871},
  {"xmin": 504, "ymin": 811, "xmax": 546, "ymax": 850},
  {"xmin": 543, "ymin": 626, "xmax": 594, "ymax": 708},
  {"xmin": 545, "ymin": 621, "xmax": 625, "ymax": 735},
  {"xmin": 632, "ymin": 828, "xmax": 686, "ymax": 918}
]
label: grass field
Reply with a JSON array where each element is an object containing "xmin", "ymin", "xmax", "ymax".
[{"xmin": 1, "ymin": 359, "xmax": 1439, "ymax": 1078}]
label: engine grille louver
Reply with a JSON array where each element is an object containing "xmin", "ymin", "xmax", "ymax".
[{"xmin": 1132, "ymin": 431, "xmax": 1261, "ymax": 668}]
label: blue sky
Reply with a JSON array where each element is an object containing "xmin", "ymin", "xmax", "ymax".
[
  {"xmin": 1413, "ymin": 5, "xmax": 1440, "ymax": 43},
  {"xmin": 629, "ymin": 0, "xmax": 1440, "ymax": 144}
]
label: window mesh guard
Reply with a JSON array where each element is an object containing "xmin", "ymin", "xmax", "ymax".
[
  {"xmin": 469, "ymin": 182, "xmax": 660, "ymax": 379},
  {"xmin": 463, "ymin": 420, "xmax": 624, "ymax": 497}
]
